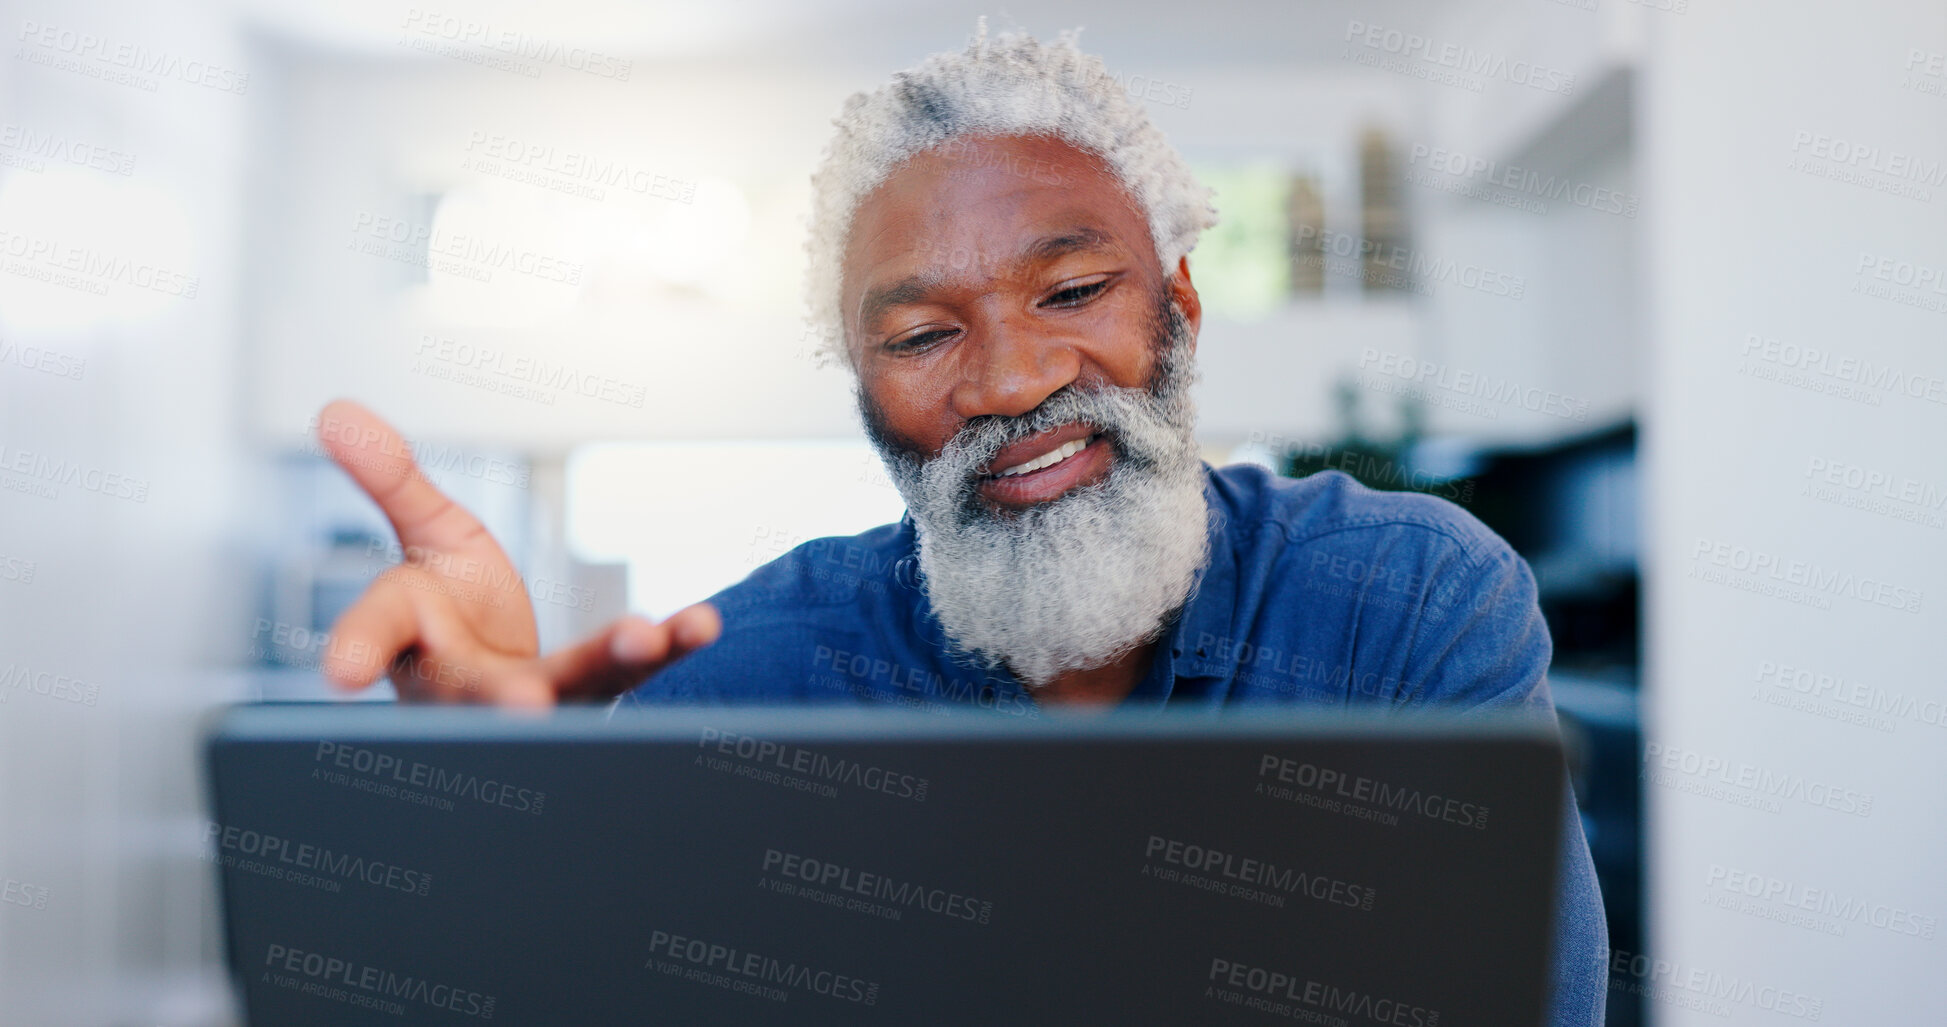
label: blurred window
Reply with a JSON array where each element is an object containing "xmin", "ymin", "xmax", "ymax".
[{"xmin": 566, "ymin": 440, "xmax": 909, "ymax": 618}]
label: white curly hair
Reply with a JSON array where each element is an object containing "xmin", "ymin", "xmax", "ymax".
[{"xmin": 804, "ymin": 19, "xmax": 1218, "ymax": 367}]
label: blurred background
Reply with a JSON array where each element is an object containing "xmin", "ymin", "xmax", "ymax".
[{"xmin": 0, "ymin": 0, "xmax": 1941, "ymax": 1023}]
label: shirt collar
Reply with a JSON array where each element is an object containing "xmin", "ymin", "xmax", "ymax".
[{"xmin": 1160, "ymin": 462, "xmax": 1243, "ymax": 683}]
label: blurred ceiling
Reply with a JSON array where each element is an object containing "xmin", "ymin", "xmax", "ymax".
[{"xmin": 229, "ymin": 0, "xmax": 1446, "ymax": 69}]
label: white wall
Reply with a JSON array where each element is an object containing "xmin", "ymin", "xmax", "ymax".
[
  {"xmin": 0, "ymin": 0, "xmax": 260, "ymax": 1022},
  {"xmin": 1641, "ymin": 1, "xmax": 1947, "ymax": 1022}
]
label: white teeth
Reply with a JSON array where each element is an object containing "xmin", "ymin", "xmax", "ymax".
[{"xmin": 996, "ymin": 435, "xmax": 1094, "ymax": 478}]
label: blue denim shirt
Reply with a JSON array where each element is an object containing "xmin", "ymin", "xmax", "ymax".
[{"xmin": 620, "ymin": 464, "xmax": 1608, "ymax": 1026}]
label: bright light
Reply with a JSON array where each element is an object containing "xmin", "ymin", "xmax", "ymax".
[
  {"xmin": 415, "ymin": 175, "xmax": 752, "ymax": 324},
  {"xmin": 418, "ymin": 181, "xmax": 588, "ymax": 326},
  {"xmin": 578, "ymin": 175, "xmax": 752, "ymax": 302}
]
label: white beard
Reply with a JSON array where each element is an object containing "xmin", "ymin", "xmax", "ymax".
[{"xmin": 865, "ymin": 311, "xmax": 1210, "ymax": 688}]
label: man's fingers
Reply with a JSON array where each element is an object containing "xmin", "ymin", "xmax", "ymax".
[
  {"xmin": 390, "ymin": 645, "xmax": 549, "ymax": 707},
  {"xmin": 313, "ymin": 399, "xmax": 494, "ymax": 555},
  {"xmin": 670, "ymin": 602, "xmax": 724, "ymax": 650},
  {"xmin": 316, "ymin": 503, "xmax": 719, "ymax": 706},
  {"xmin": 541, "ymin": 603, "xmax": 722, "ymax": 700},
  {"xmin": 323, "ymin": 567, "xmax": 525, "ymax": 703},
  {"xmin": 614, "ymin": 603, "xmax": 722, "ymax": 662},
  {"xmin": 319, "ymin": 577, "xmax": 421, "ymax": 691},
  {"xmin": 531, "ymin": 620, "xmax": 647, "ymax": 700}
]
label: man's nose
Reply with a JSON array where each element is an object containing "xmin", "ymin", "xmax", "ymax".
[{"xmin": 950, "ymin": 316, "xmax": 1081, "ymax": 420}]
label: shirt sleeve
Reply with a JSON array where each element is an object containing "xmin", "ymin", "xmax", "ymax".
[{"xmin": 1404, "ymin": 539, "xmax": 1611, "ymax": 1027}]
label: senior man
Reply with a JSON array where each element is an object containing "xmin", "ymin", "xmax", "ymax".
[{"xmin": 315, "ymin": 26, "xmax": 1607, "ymax": 1026}]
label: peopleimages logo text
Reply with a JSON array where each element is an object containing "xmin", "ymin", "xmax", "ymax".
[
  {"xmin": 399, "ymin": 9, "xmax": 632, "ymax": 80},
  {"xmin": 1407, "ymin": 142, "xmax": 1637, "ymax": 216},
  {"xmin": 646, "ymin": 929, "xmax": 879, "ymax": 1005},
  {"xmin": 15, "ymin": 19, "xmax": 250, "ymax": 94},
  {"xmin": 1209, "ymin": 957, "xmax": 1439, "ymax": 1027},
  {"xmin": 1642, "ymin": 742, "xmax": 1874, "ymax": 816},
  {"xmin": 1258, "ymin": 754, "xmax": 1489, "ymax": 828},
  {"xmin": 1359, "ymin": 348, "xmax": 1587, "ymax": 420},
  {"xmin": 208, "ymin": 822, "xmax": 432, "ymax": 896},
  {"xmin": 263, "ymin": 944, "xmax": 494, "ymax": 1018},
  {"xmin": 698, "ymin": 728, "xmax": 929, "ymax": 801},
  {"xmin": 314, "ymin": 742, "xmax": 546, "ymax": 814},
  {"xmin": 1706, "ymin": 864, "xmax": 1937, "ymax": 939},
  {"xmin": 1343, "ymin": 20, "xmax": 1575, "ymax": 94},
  {"xmin": 761, "ymin": 848, "xmax": 993, "ymax": 923},
  {"xmin": 1146, "ymin": 835, "xmax": 1376, "ymax": 910},
  {"xmin": 1690, "ymin": 537, "xmax": 1924, "ymax": 614}
]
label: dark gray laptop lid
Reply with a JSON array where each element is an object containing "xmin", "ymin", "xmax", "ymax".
[{"xmin": 205, "ymin": 705, "xmax": 1565, "ymax": 1025}]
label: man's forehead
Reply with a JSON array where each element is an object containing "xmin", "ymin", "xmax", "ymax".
[
  {"xmin": 849, "ymin": 135, "xmax": 1138, "ymax": 251},
  {"xmin": 853, "ymin": 144, "xmax": 1143, "ymax": 258},
  {"xmin": 863, "ymin": 217, "xmax": 1123, "ymax": 278},
  {"xmin": 910, "ymin": 131, "xmax": 1104, "ymax": 173}
]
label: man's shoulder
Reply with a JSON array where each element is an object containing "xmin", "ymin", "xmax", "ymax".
[
  {"xmin": 1204, "ymin": 464, "xmax": 1551, "ymax": 714},
  {"xmin": 1209, "ymin": 463, "xmax": 1510, "ymax": 570}
]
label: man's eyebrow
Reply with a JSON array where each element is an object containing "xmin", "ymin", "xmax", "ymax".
[
  {"xmin": 1019, "ymin": 227, "xmax": 1116, "ymax": 266},
  {"xmin": 858, "ymin": 274, "xmax": 936, "ymax": 331}
]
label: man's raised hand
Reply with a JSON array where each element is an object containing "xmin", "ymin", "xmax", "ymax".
[{"xmin": 311, "ymin": 399, "xmax": 719, "ymax": 706}]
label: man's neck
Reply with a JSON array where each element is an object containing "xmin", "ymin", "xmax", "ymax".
[{"xmin": 1026, "ymin": 640, "xmax": 1160, "ymax": 709}]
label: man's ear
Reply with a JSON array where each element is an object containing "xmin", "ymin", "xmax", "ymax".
[{"xmin": 1168, "ymin": 255, "xmax": 1202, "ymax": 351}]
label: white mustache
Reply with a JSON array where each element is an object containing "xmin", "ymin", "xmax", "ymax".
[{"xmin": 920, "ymin": 340, "xmax": 1197, "ymax": 523}]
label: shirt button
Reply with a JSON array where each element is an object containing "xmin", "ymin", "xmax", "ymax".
[
  {"xmin": 978, "ymin": 686, "xmax": 996, "ymax": 703},
  {"xmin": 894, "ymin": 556, "xmax": 921, "ymax": 589}
]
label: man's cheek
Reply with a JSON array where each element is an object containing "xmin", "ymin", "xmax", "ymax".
[{"xmin": 859, "ymin": 382, "xmax": 960, "ymax": 464}]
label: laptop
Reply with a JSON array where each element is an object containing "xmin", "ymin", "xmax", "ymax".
[{"xmin": 204, "ymin": 704, "xmax": 1565, "ymax": 1025}]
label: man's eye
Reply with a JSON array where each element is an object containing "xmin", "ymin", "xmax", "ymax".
[
  {"xmin": 1043, "ymin": 279, "xmax": 1109, "ymax": 308},
  {"xmin": 887, "ymin": 328, "xmax": 955, "ymax": 352}
]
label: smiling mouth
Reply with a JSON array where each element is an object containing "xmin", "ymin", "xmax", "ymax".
[
  {"xmin": 973, "ymin": 429, "xmax": 1116, "ymax": 510},
  {"xmin": 990, "ymin": 433, "xmax": 1097, "ymax": 478}
]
